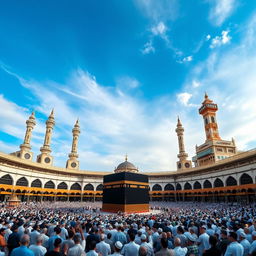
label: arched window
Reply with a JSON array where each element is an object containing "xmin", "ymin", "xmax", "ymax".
[
  {"xmin": 57, "ymin": 182, "xmax": 68, "ymax": 189},
  {"xmin": 31, "ymin": 179, "xmax": 42, "ymax": 188},
  {"xmin": 164, "ymin": 184, "xmax": 174, "ymax": 191},
  {"xmin": 184, "ymin": 182, "xmax": 192, "ymax": 190},
  {"xmin": 226, "ymin": 176, "xmax": 237, "ymax": 186},
  {"xmin": 96, "ymin": 184, "xmax": 103, "ymax": 191},
  {"xmin": 152, "ymin": 184, "xmax": 162, "ymax": 191},
  {"xmin": 71, "ymin": 183, "xmax": 81, "ymax": 190},
  {"xmin": 203, "ymin": 180, "xmax": 212, "ymax": 188},
  {"xmin": 214, "ymin": 178, "xmax": 224, "ymax": 187},
  {"xmin": 0, "ymin": 174, "xmax": 13, "ymax": 185},
  {"xmin": 176, "ymin": 183, "xmax": 182, "ymax": 191},
  {"xmin": 44, "ymin": 180, "xmax": 55, "ymax": 189},
  {"xmin": 240, "ymin": 174, "xmax": 253, "ymax": 185},
  {"xmin": 16, "ymin": 177, "xmax": 28, "ymax": 187},
  {"xmin": 84, "ymin": 184, "xmax": 94, "ymax": 191},
  {"xmin": 193, "ymin": 181, "xmax": 201, "ymax": 189},
  {"xmin": 205, "ymin": 118, "xmax": 208, "ymax": 125},
  {"xmin": 211, "ymin": 116, "xmax": 215, "ymax": 123}
]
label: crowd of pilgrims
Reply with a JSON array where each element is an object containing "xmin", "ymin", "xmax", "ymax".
[{"xmin": 0, "ymin": 202, "xmax": 254, "ymax": 256}]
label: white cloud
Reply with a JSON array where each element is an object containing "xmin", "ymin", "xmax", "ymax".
[
  {"xmin": 192, "ymin": 80, "xmax": 201, "ymax": 88},
  {"xmin": 209, "ymin": 0, "xmax": 236, "ymax": 26},
  {"xmin": 0, "ymin": 141, "xmax": 17, "ymax": 154},
  {"xmin": 134, "ymin": 0, "xmax": 178, "ymax": 22},
  {"xmin": 116, "ymin": 76, "xmax": 140, "ymax": 90},
  {"xmin": 177, "ymin": 92, "xmax": 193, "ymax": 106},
  {"xmin": 141, "ymin": 40, "xmax": 155, "ymax": 55},
  {"xmin": 0, "ymin": 94, "xmax": 46, "ymax": 158},
  {"xmin": 177, "ymin": 55, "xmax": 193, "ymax": 64},
  {"xmin": 142, "ymin": 21, "xmax": 170, "ymax": 55},
  {"xmin": 151, "ymin": 22, "xmax": 167, "ymax": 36},
  {"xmin": 0, "ymin": 95, "xmax": 43, "ymax": 138},
  {"xmin": 210, "ymin": 30, "xmax": 231, "ymax": 48},
  {"xmin": 185, "ymin": 56, "xmax": 193, "ymax": 62},
  {"xmin": 206, "ymin": 34, "xmax": 211, "ymax": 41}
]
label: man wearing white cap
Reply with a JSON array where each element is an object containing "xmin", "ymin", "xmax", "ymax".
[
  {"xmin": 110, "ymin": 241, "xmax": 122, "ymax": 256},
  {"xmin": 239, "ymin": 232, "xmax": 250, "ymax": 256},
  {"xmin": 140, "ymin": 234, "xmax": 153, "ymax": 256},
  {"xmin": 249, "ymin": 231, "xmax": 256, "ymax": 255}
]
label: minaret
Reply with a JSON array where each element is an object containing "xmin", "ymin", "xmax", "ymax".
[
  {"xmin": 232, "ymin": 137, "xmax": 237, "ymax": 153},
  {"xmin": 194, "ymin": 94, "xmax": 237, "ymax": 166},
  {"xmin": 175, "ymin": 117, "xmax": 192, "ymax": 170},
  {"xmin": 66, "ymin": 119, "xmax": 81, "ymax": 169},
  {"xmin": 15, "ymin": 111, "xmax": 36, "ymax": 160},
  {"xmin": 37, "ymin": 109, "xmax": 55, "ymax": 165},
  {"xmin": 199, "ymin": 93, "xmax": 221, "ymax": 141}
]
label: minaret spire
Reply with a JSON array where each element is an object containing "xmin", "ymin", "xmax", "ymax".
[
  {"xmin": 175, "ymin": 117, "xmax": 191, "ymax": 170},
  {"xmin": 66, "ymin": 119, "xmax": 81, "ymax": 169},
  {"xmin": 37, "ymin": 110, "xmax": 55, "ymax": 165},
  {"xmin": 176, "ymin": 117, "xmax": 186, "ymax": 155},
  {"xmin": 12, "ymin": 111, "xmax": 36, "ymax": 160},
  {"xmin": 22, "ymin": 111, "xmax": 36, "ymax": 149}
]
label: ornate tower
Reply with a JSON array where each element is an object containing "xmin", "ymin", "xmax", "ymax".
[
  {"xmin": 37, "ymin": 109, "xmax": 55, "ymax": 165},
  {"xmin": 193, "ymin": 94, "xmax": 237, "ymax": 166},
  {"xmin": 175, "ymin": 117, "xmax": 192, "ymax": 170},
  {"xmin": 13, "ymin": 111, "xmax": 36, "ymax": 160},
  {"xmin": 199, "ymin": 93, "xmax": 221, "ymax": 141},
  {"xmin": 66, "ymin": 119, "xmax": 81, "ymax": 170}
]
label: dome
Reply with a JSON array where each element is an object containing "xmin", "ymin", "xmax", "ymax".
[{"xmin": 114, "ymin": 156, "xmax": 139, "ymax": 173}]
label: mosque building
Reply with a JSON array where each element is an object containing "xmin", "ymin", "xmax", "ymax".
[{"xmin": 0, "ymin": 94, "xmax": 255, "ymax": 203}]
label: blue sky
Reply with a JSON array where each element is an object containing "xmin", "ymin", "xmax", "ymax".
[{"xmin": 0, "ymin": 0, "xmax": 256, "ymax": 172}]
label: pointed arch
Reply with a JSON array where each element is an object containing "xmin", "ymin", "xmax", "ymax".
[
  {"xmin": 0, "ymin": 174, "xmax": 13, "ymax": 185},
  {"xmin": 31, "ymin": 179, "xmax": 42, "ymax": 188},
  {"xmin": 193, "ymin": 181, "xmax": 201, "ymax": 189},
  {"xmin": 214, "ymin": 178, "xmax": 224, "ymax": 188},
  {"xmin": 226, "ymin": 176, "xmax": 237, "ymax": 186},
  {"xmin": 164, "ymin": 184, "xmax": 174, "ymax": 191},
  {"xmin": 203, "ymin": 180, "xmax": 212, "ymax": 188},
  {"xmin": 152, "ymin": 184, "xmax": 162, "ymax": 191},
  {"xmin": 71, "ymin": 183, "xmax": 81, "ymax": 190},
  {"xmin": 96, "ymin": 184, "xmax": 103, "ymax": 191},
  {"xmin": 44, "ymin": 180, "xmax": 55, "ymax": 189},
  {"xmin": 16, "ymin": 177, "xmax": 28, "ymax": 187},
  {"xmin": 184, "ymin": 182, "xmax": 192, "ymax": 190},
  {"xmin": 176, "ymin": 183, "xmax": 182, "ymax": 191},
  {"xmin": 57, "ymin": 182, "xmax": 68, "ymax": 190},
  {"xmin": 84, "ymin": 184, "xmax": 94, "ymax": 191},
  {"xmin": 240, "ymin": 173, "xmax": 253, "ymax": 185}
]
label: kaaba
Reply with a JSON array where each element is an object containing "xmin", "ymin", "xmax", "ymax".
[{"xmin": 102, "ymin": 158, "xmax": 149, "ymax": 213}]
